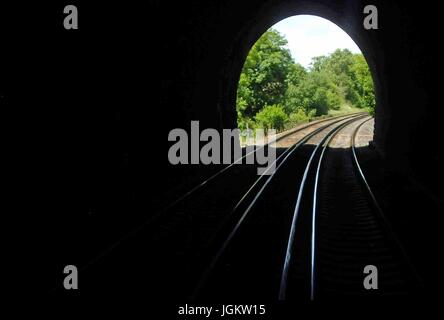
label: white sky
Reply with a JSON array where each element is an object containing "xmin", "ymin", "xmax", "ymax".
[{"xmin": 273, "ymin": 15, "xmax": 361, "ymax": 68}]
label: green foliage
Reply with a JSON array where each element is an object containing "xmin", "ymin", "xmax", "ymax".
[
  {"xmin": 254, "ymin": 104, "xmax": 288, "ymax": 133},
  {"xmin": 351, "ymin": 54, "xmax": 375, "ymax": 109},
  {"xmin": 326, "ymin": 89, "xmax": 341, "ymax": 110},
  {"xmin": 237, "ymin": 29, "xmax": 295, "ymax": 118},
  {"xmin": 237, "ymin": 111, "xmax": 256, "ymax": 132},
  {"xmin": 288, "ymin": 108, "xmax": 316, "ymax": 124},
  {"xmin": 236, "ymin": 30, "xmax": 375, "ymax": 131},
  {"xmin": 285, "ymin": 70, "xmax": 339, "ymax": 115},
  {"xmin": 285, "ymin": 63, "xmax": 307, "ymax": 86}
]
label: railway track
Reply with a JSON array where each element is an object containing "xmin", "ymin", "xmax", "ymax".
[
  {"xmin": 195, "ymin": 116, "xmax": 421, "ymax": 300},
  {"xmin": 80, "ymin": 112, "xmax": 421, "ymax": 300},
  {"xmin": 80, "ymin": 113, "xmax": 366, "ymax": 294},
  {"xmin": 194, "ymin": 115, "xmax": 367, "ymax": 299},
  {"xmin": 308, "ymin": 118, "xmax": 422, "ymax": 299},
  {"xmin": 279, "ymin": 117, "xmax": 422, "ymax": 300}
]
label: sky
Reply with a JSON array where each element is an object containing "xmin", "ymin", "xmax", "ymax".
[{"xmin": 273, "ymin": 15, "xmax": 362, "ymax": 68}]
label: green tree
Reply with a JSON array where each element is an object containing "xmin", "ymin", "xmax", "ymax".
[
  {"xmin": 237, "ymin": 29, "xmax": 294, "ymax": 118},
  {"xmin": 351, "ymin": 54, "xmax": 375, "ymax": 110},
  {"xmin": 285, "ymin": 70, "xmax": 339, "ymax": 115},
  {"xmin": 237, "ymin": 29, "xmax": 375, "ymax": 130},
  {"xmin": 285, "ymin": 63, "xmax": 307, "ymax": 86},
  {"xmin": 255, "ymin": 104, "xmax": 289, "ymax": 133}
]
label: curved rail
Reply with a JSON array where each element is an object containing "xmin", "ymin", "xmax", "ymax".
[
  {"xmin": 351, "ymin": 118, "xmax": 423, "ymax": 290},
  {"xmin": 308, "ymin": 116, "xmax": 372, "ymax": 300},
  {"xmin": 205, "ymin": 113, "xmax": 366, "ymax": 247},
  {"xmin": 303, "ymin": 117, "xmax": 423, "ymax": 300},
  {"xmin": 81, "ymin": 114, "xmax": 365, "ymax": 273},
  {"xmin": 163, "ymin": 112, "xmax": 365, "ymax": 214},
  {"xmin": 194, "ymin": 114, "xmax": 368, "ymax": 297},
  {"xmin": 278, "ymin": 115, "xmax": 367, "ymax": 300}
]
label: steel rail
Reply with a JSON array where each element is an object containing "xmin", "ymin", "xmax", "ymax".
[
  {"xmin": 204, "ymin": 113, "xmax": 366, "ymax": 249},
  {"xmin": 162, "ymin": 112, "xmax": 365, "ymax": 214},
  {"xmin": 351, "ymin": 118, "xmax": 423, "ymax": 289},
  {"xmin": 194, "ymin": 114, "xmax": 367, "ymax": 298},
  {"xmin": 309, "ymin": 116, "xmax": 371, "ymax": 300},
  {"xmin": 79, "ymin": 114, "xmax": 364, "ymax": 275},
  {"xmin": 278, "ymin": 115, "xmax": 368, "ymax": 300}
]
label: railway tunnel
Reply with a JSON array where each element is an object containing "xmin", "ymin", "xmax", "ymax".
[
  {"xmin": 155, "ymin": 1, "xmax": 442, "ymax": 291},
  {"xmin": 32, "ymin": 0, "xmax": 443, "ymax": 300},
  {"xmin": 164, "ymin": 0, "xmax": 432, "ymax": 168},
  {"xmin": 150, "ymin": 0, "xmax": 443, "ymax": 198}
]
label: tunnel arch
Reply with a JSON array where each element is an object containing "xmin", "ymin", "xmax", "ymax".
[
  {"xmin": 214, "ymin": 0, "xmax": 386, "ymax": 156},
  {"xmin": 233, "ymin": 14, "xmax": 377, "ymax": 130}
]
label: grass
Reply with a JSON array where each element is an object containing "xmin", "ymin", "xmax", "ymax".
[
  {"xmin": 328, "ymin": 102, "xmax": 363, "ymax": 116},
  {"xmin": 239, "ymin": 103, "xmax": 370, "ymax": 146}
]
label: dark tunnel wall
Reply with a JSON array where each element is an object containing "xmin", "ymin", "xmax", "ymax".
[{"xmin": 2, "ymin": 1, "xmax": 440, "ymax": 284}]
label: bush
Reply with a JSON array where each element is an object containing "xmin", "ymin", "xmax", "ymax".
[
  {"xmin": 326, "ymin": 89, "xmax": 341, "ymax": 110},
  {"xmin": 237, "ymin": 114, "xmax": 257, "ymax": 131},
  {"xmin": 289, "ymin": 108, "xmax": 309, "ymax": 123},
  {"xmin": 366, "ymin": 106, "xmax": 375, "ymax": 117},
  {"xmin": 312, "ymin": 87, "xmax": 329, "ymax": 115},
  {"xmin": 255, "ymin": 104, "xmax": 289, "ymax": 133}
]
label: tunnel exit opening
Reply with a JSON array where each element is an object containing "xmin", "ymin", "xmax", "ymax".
[
  {"xmin": 234, "ymin": 15, "xmax": 376, "ymax": 146},
  {"xmin": 211, "ymin": 1, "xmax": 385, "ymax": 156}
]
